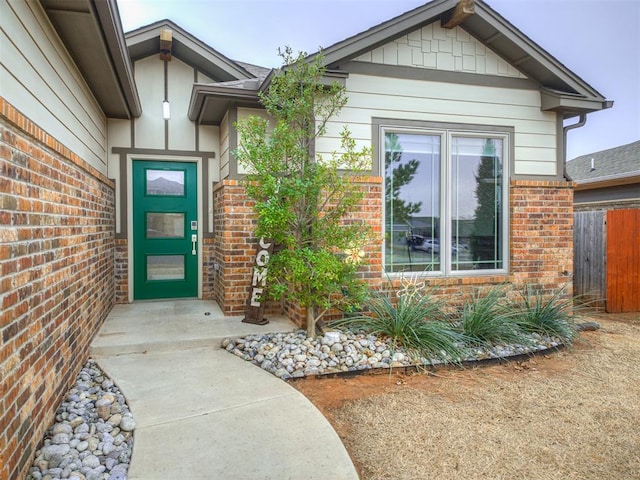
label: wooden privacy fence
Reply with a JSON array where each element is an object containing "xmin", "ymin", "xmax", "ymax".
[
  {"xmin": 606, "ymin": 209, "xmax": 640, "ymax": 312},
  {"xmin": 574, "ymin": 209, "xmax": 640, "ymax": 312},
  {"xmin": 574, "ymin": 211, "xmax": 606, "ymax": 306}
]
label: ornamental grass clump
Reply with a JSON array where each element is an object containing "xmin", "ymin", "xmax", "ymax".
[
  {"xmin": 507, "ymin": 284, "xmax": 578, "ymax": 345},
  {"xmin": 457, "ymin": 285, "xmax": 526, "ymax": 347},
  {"xmin": 333, "ymin": 288, "xmax": 465, "ymax": 365}
]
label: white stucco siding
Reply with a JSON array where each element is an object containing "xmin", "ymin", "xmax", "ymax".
[
  {"xmin": 1, "ymin": 0, "xmax": 107, "ymax": 172},
  {"xmin": 196, "ymin": 71, "xmax": 214, "ymax": 84},
  {"xmin": 199, "ymin": 125, "xmax": 219, "ymax": 156},
  {"xmin": 132, "ymin": 56, "xmax": 165, "ymax": 149},
  {"xmin": 201, "ymin": 125, "xmax": 220, "ymax": 233},
  {"xmin": 314, "ymin": 74, "xmax": 557, "ymax": 176},
  {"xmin": 236, "ymin": 107, "xmax": 273, "ymax": 175},
  {"xmin": 355, "ymin": 22, "xmax": 527, "ymax": 79},
  {"xmin": 133, "ymin": 56, "xmax": 198, "ymax": 151},
  {"xmin": 107, "ymin": 118, "xmax": 131, "ymax": 234},
  {"xmin": 168, "ymin": 59, "xmax": 197, "ymax": 151}
]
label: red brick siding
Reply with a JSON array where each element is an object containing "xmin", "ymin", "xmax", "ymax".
[
  {"xmin": 209, "ymin": 177, "xmax": 573, "ymax": 325},
  {"xmin": 212, "ymin": 180, "xmax": 264, "ymax": 315},
  {"xmin": 114, "ymin": 239, "xmax": 128, "ymax": 304},
  {"xmin": 202, "ymin": 237, "xmax": 216, "ymax": 300},
  {"xmin": 0, "ymin": 99, "xmax": 115, "ymax": 480},
  {"xmin": 364, "ymin": 180, "xmax": 575, "ymax": 310},
  {"xmin": 510, "ymin": 180, "xmax": 574, "ymax": 296},
  {"xmin": 211, "ymin": 177, "xmax": 384, "ymax": 326}
]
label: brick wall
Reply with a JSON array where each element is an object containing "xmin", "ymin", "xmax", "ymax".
[
  {"xmin": 210, "ymin": 176, "xmax": 573, "ymax": 324},
  {"xmin": 114, "ymin": 239, "xmax": 128, "ymax": 304},
  {"xmin": 211, "ymin": 180, "xmax": 255, "ymax": 315},
  {"xmin": 211, "ymin": 176, "xmax": 384, "ymax": 326},
  {"xmin": 202, "ymin": 237, "xmax": 216, "ymax": 300},
  {"xmin": 0, "ymin": 99, "xmax": 115, "ymax": 480},
  {"xmin": 384, "ymin": 179, "xmax": 575, "ymax": 307},
  {"xmin": 510, "ymin": 180, "xmax": 574, "ymax": 295}
]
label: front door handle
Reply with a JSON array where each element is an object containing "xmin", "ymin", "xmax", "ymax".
[{"xmin": 191, "ymin": 234, "xmax": 197, "ymax": 255}]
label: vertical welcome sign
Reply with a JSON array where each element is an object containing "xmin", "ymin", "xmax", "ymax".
[{"xmin": 242, "ymin": 237, "xmax": 273, "ymax": 325}]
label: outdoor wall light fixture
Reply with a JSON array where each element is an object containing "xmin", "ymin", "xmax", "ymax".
[{"xmin": 162, "ymin": 100, "xmax": 171, "ymax": 120}]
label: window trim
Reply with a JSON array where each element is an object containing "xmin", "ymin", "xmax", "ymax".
[{"xmin": 377, "ymin": 119, "xmax": 511, "ymax": 277}]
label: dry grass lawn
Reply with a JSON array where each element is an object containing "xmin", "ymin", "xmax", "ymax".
[{"xmin": 292, "ymin": 313, "xmax": 640, "ymax": 480}]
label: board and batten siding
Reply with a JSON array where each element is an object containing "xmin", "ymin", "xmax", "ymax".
[
  {"xmin": 315, "ymin": 73, "xmax": 558, "ymax": 177},
  {"xmin": 1, "ymin": 0, "xmax": 107, "ymax": 173},
  {"xmin": 132, "ymin": 56, "xmax": 201, "ymax": 151}
]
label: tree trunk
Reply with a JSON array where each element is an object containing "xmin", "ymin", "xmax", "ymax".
[{"xmin": 306, "ymin": 306, "xmax": 316, "ymax": 338}]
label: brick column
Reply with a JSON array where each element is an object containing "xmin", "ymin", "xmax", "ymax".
[{"xmin": 510, "ymin": 179, "xmax": 575, "ymax": 296}]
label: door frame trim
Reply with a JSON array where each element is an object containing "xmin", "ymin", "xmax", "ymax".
[{"xmin": 127, "ymin": 154, "xmax": 204, "ymax": 302}]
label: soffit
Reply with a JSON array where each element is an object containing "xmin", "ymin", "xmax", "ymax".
[{"xmin": 40, "ymin": 0, "xmax": 141, "ymax": 118}]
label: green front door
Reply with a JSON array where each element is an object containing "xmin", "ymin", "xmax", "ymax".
[{"xmin": 132, "ymin": 160, "xmax": 198, "ymax": 300}]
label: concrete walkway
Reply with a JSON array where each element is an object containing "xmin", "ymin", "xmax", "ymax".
[{"xmin": 91, "ymin": 300, "xmax": 359, "ymax": 480}]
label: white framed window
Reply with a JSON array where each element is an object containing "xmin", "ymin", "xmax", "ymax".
[{"xmin": 382, "ymin": 125, "xmax": 509, "ymax": 275}]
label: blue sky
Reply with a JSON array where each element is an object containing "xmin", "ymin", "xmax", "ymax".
[{"xmin": 116, "ymin": 0, "xmax": 640, "ymax": 161}]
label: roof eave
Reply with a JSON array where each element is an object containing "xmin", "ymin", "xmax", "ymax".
[
  {"xmin": 188, "ymin": 84, "xmax": 261, "ymax": 124},
  {"xmin": 125, "ymin": 20, "xmax": 254, "ymax": 82},
  {"xmin": 40, "ymin": 0, "xmax": 141, "ymax": 118},
  {"xmin": 319, "ymin": 0, "xmax": 458, "ymax": 69},
  {"xmin": 574, "ymin": 173, "xmax": 640, "ymax": 191},
  {"xmin": 541, "ymin": 89, "xmax": 613, "ymax": 116},
  {"xmin": 312, "ymin": 0, "xmax": 610, "ymax": 107}
]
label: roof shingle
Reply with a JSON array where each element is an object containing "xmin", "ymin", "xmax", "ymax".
[{"xmin": 566, "ymin": 140, "xmax": 640, "ymax": 182}]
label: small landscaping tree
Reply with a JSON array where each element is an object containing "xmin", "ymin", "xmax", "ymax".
[{"xmin": 234, "ymin": 47, "xmax": 373, "ymax": 337}]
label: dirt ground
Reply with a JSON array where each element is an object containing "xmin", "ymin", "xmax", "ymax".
[{"xmin": 291, "ymin": 310, "xmax": 640, "ymax": 480}]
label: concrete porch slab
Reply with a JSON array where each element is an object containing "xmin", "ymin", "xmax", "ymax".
[
  {"xmin": 91, "ymin": 299, "xmax": 296, "ymax": 356},
  {"xmin": 90, "ymin": 300, "xmax": 358, "ymax": 480}
]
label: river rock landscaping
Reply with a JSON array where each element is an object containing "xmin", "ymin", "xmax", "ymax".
[
  {"xmin": 26, "ymin": 359, "xmax": 135, "ymax": 480},
  {"xmin": 223, "ymin": 329, "xmax": 562, "ymax": 380}
]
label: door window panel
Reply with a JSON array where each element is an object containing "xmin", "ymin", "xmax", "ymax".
[
  {"xmin": 147, "ymin": 255, "xmax": 185, "ymax": 280},
  {"xmin": 146, "ymin": 169, "xmax": 185, "ymax": 196},
  {"xmin": 146, "ymin": 213, "xmax": 184, "ymax": 238}
]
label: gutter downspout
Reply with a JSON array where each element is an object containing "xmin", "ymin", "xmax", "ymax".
[{"xmin": 562, "ymin": 113, "xmax": 587, "ymax": 181}]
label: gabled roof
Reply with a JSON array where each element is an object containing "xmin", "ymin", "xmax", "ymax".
[
  {"xmin": 40, "ymin": 0, "xmax": 141, "ymax": 118},
  {"xmin": 315, "ymin": 0, "xmax": 611, "ymax": 117},
  {"xmin": 567, "ymin": 140, "xmax": 640, "ymax": 188},
  {"xmin": 125, "ymin": 20, "xmax": 253, "ymax": 82}
]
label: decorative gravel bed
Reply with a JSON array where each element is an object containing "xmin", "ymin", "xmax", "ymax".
[
  {"xmin": 27, "ymin": 359, "xmax": 135, "ymax": 480},
  {"xmin": 223, "ymin": 329, "xmax": 562, "ymax": 380}
]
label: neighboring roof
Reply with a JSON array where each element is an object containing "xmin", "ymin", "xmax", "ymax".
[
  {"xmin": 313, "ymin": 0, "xmax": 611, "ymax": 118},
  {"xmin": 235, "ymin": 61, "xmax": 272, "ymax": 80},
  {"xmin": 40, "ymin": 0, "xmax": 141, "ymax": 118},
  {"xmin": 125, "ymin": 20, "xmax": 254, "ymax": 82},
  {"xmin": 567, "ymin": 140, "xmax": 640, "ymax": 188}
]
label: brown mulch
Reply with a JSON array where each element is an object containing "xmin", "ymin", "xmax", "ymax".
[{"xmin": 292, "ymin": 311, "xmax": 640, "ymax": 480}]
